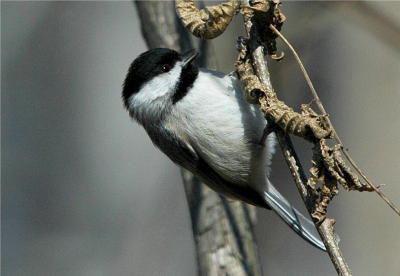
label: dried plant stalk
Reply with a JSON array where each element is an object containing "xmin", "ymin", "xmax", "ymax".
[
  {"xmin": 174, "ymin": 0, "xmax": 391, "ymax": 275},
  {"xmin": 176, "ymin": 0, "xmax": 239, "ymax": 39},
  {"xmin": 309, "ymin": 140, "xmax": 373, "ymax": 222},
  {"xmin": 235, "ymin": 41, "xmax": 373, "ymax": 223},
  {"xmin": 235, "ymin": 1, "xmax": 352, "ymax": 275},
  {"xmin": 235, "ymin": 53, "xmax": 331, "ymax": 141}
]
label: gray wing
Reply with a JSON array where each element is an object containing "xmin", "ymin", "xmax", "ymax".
[
  {"xmin": 147, "ymin": 126, "xmax": 327, "ymax": 251},
  {"xmin": 146, "ymin": 126, "xmax": 269, "ymax": 208}
]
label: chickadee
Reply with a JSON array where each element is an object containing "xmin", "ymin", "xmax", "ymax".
[{"xmin": 122, "ymin": 48, "xmax": 325, "ymax": 251}]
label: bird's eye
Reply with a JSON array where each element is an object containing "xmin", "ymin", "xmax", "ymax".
[{"xmin": 161, "ymin": 64, "xmax": 171, "ymax": 72}]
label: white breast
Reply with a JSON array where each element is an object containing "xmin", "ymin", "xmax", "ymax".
[{"xmin": 166, "ymin": 69, "xmax": 275, "ymax": 190}]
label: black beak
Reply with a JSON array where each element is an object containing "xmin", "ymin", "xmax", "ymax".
[{"xmin": 181, "ymin": 49, "xmax": 199, "ymax": 66}]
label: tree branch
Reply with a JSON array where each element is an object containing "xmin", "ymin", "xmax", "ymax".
[{"xmin": 237, "ymin": 1, "xmax": 351, "ymax": 275}]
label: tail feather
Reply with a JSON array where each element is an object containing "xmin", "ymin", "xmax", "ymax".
[{"xmin": 264, "ymin": 180, "xmax": 327, "ymax": 251}]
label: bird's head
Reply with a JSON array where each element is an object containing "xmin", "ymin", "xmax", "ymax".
[{"xmin": 122, "ymin": 48, "xmax": 198, "ymax": 123}]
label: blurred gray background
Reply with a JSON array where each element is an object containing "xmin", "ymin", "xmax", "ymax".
[{"xmin": 2, "ymin": 1, "xmax": 400, "ymax": 276}]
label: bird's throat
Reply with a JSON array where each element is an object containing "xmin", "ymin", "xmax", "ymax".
[{"xmin": 172, "ymin": 64, "xmax": 199, "ymax": 104}]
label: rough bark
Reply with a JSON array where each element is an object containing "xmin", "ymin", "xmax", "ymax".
[
  {"xmin": 135, "ymin": 1, "xmax": 263, "ymax": 275},
  {"xmin": 181, "ymin": 171, "xmax": 262, "ymax": 276}
]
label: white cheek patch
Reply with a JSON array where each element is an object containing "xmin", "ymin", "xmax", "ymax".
[{"xmin": 128, "ymin": 63, "xmax": 183, "ymax": 111}]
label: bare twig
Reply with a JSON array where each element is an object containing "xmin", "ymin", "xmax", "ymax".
[
  {"xmin": 237, "ymin": 1, "xmax": 352, "ymax": 275},
  {"xmin": 269, "ymin": 24, "xmax": 400, "ymax": 216},
  {"xmin": 275, "ymin": 132, "xmax": 351, "ymax": 276},
  {"xmin": 319, "ymin": 218, "xmax": 351, "ymax": 276}
]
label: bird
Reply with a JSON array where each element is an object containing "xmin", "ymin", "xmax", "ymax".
[{"xmin": 122, "ymin": 47, "xmax": 326, "ymax": 251}]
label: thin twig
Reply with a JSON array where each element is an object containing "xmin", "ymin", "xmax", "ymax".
[
  {"xmin": 269, "ymin": 24, "xmax": 400, "ymax": 216},
  {"xmin": 253, "ymin": 53, "xmax": 352, "ymax": 276},
  {"xmin": 238, "ymin": 2, "xmax": 352, "ymax": 275},
  {"xmin": 275, "ymin": 130, "xmax": 350, "ymax": 276},
  {"xmin": 319, "ymin": 218, "xmax": 351, "ymax": 276}
]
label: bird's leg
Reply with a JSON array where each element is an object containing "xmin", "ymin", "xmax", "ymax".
[{"xmin": 259, "ymin": 120, "xmax": 277, "ymax": 146}]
